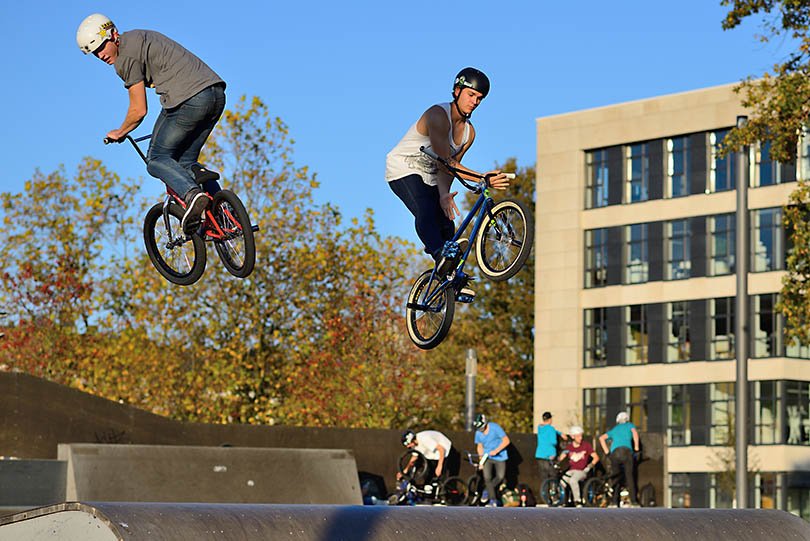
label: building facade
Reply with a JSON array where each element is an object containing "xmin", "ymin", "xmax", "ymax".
[{"xmin": 535, "ymin": 83, "xmax": 810, "ymax": 515}]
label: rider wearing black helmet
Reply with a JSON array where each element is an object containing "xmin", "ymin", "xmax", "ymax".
[
  {"xmin": 398, "ymin": 428, "xmax": 453, "ymax": 484},
  {"xmin": 385, "ymin": 68, "xmax": 510, "ymax": 297}
]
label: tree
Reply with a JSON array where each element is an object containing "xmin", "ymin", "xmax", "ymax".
[
  {"xmin": 424, "ymin": 158, "xmax": 535, "ymax": 432},
  {"xmin": 721, "ymin": 1, "xmax": 810, "ymax": 346}
]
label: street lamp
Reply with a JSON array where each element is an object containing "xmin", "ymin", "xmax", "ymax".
[
  {"xmin": 465, "ymin": 349, "xmax": 477, "ymax": 431},
  {"xmin": 734, "ymin": 115, "xmax": 749, "ymax": 508}
]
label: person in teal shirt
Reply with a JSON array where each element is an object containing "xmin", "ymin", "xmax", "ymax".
[
  {"xmin": 535, "ymin": 411, "xmax": 567, "ymax": 491},
  {"xmin": 599, "ymin": 411, "xmax": 640, "ymax": 506}
]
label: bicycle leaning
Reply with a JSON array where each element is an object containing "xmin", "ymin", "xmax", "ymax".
[
  {"xmin": 405, "ymin": 147, "xmax": 534, "ymax": 349},
  {"xmin": 106, "ymin": 134, "xmax": 257, "ymax": 286},
  {"xmin": 389, "ymin": 449, "xmax": 468, "ymax": 506}
]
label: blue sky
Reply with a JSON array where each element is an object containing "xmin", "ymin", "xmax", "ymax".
[{"xmin": 0, "ymin": 1, "xmax": 792, "ymax": 242}]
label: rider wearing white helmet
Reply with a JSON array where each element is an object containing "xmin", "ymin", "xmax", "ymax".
[
  {"xmin": 76, "ymin": 14, "xmax": 226, "ymax": 233},
  {"xmin": 599, "ymin": 411, "xmax": 641, "ymax": 507},
  {"xmin": 558, "ymin": 425, "xmax": 599, "ymax": 506}
]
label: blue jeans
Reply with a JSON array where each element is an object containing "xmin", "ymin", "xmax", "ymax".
[
  {"xmin": 146, "ymin": 83, "xmax": 226, "ymax": 199},
  {"xmin": 388, "ymin": 174, "xmax": 455, "ymax": 259}
]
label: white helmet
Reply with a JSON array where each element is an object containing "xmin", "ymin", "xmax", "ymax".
[
  {"xmin": 76, "ymin": 14, "xmax": 117, "ymax": 54},
  {"xmin": 569, "ymin": 426, "xmax": 584, "ymax": 436},
  {"xmin": 616, "ymin": 411, "xmax": 630, "ymax": 424}
]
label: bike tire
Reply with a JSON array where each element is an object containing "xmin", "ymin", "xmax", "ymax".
[
  {"xmin": 475, "ymin": 198, "xmax": 534, "ymax": 282},
  {"xmin": 465, "ymin": 474, "xmax": 485, "ymax": 506},
  {"xmin": 405, "ymin": 270, "xmax": 455, "ymax": 350},
  {"xmin": 441, "ymin": 476, "xmax": 469, "ymax": 506},
  {"xmin": 143, "ymin": 202, "xmax": 206, "ymax": 286},
  {"xmin": 398, "ymin": 450, "xmax": 428, "ymax": 483},
  {"xmin": 583, "ymin": 477, "xmax": 609, "ymax": 508},
  {"xmin": 540, "ymin": 478, "xmax": 565, "ymax": 507},
  {"xmin": 208, "ymin": 190, "xmax": 256, "ymax": 278}
]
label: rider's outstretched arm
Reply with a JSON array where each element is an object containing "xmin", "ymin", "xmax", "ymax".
[{"xmin": 107, "ymin": 81, "xmax": 147, "ymax": 141}]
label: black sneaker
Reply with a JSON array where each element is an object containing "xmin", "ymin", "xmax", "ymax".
[
  {"xmin": 435, "ymin": 238, "xmax": 469, "ymax": 277},
  {"xmin": 190, "ymin": 164, "xmax": 220, "ymax": 184},
  {"xmin": 456, "ymin": 285, "xmax": 476, "ymax": 303},
  {"xmin": 181, "ymin": 189, "xmax": 211, "ymax": 233}
]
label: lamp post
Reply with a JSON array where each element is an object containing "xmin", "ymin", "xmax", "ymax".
[
  {"xmin": 465, "ymin": 349, "xmax": 477, "ymax": 431},
  {"xmin": 734, "ymin": 115, "xmax": 749, "ymax": 508}
]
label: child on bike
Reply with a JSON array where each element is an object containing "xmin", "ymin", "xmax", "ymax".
[
  {"xmin": 558, "ymin": 426, "xmax": 599, "ymax": 507},
  {"xmin": 77, "ymin": 14, "xmax": 226, "ymax": 233},
  {"xmin": 385, "ymin": 68, "xmax": 511, "ymax": 299}
]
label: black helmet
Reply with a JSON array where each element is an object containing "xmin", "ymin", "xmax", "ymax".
[
  {"xmin": 473, "ymin": 413, "xmax": 487, "ymax": 430},
  {"xmin": 401, "ymin": 430, "xmax": 416, "ymax": 446},
  {"xmin": 454, "ymin": 67, "xmax": 490, "ymax": 99}
]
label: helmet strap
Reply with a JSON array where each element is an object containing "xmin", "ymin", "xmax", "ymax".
[{"xmin": 452, "ymin": 91, "xmax": 471, "ymax": 120}]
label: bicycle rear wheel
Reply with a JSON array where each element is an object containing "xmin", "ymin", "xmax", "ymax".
[
  {"xmin": 398, "ymin": 450, "xmax": 428, "ymax": 483},
  {"xmin": 405, "ymin": 270, "xmax": 455, "ymax": 350},
  {"xmin": 475, "ymin": 198, "xmax": 534, "ymax": 281},
  {"xmin": 441, "ymin": 476, "xmax": 468, "ymax": 506},
  {"xmin": 143, "ymin": 202, "xmax": 206, "ymax": 286},
  {"xmin": 540, "ymin": 478, "xmax": 565, "ymax": 507},
  {"xmin": 583, "ymin": 477, "xmax": 609, "ymax": 507},
  {"xmin": 208, "ymin": 190, "xmax": 256, "ymax": 278}
]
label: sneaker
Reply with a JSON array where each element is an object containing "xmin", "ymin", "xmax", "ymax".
[
  {"xmin": 181, "ymin": 189, "xmax": 211, "ymax": 233},
  {"xmin": 435, "ymin": 238, "xmax": 469, "ymax": 277},
  {"xmin": 456, "ymin": 285, "xmax": 476, "ymax": 303},
  {"xmin": 190, "ymin": 164, "xmax": 220, "ymax": 184}
]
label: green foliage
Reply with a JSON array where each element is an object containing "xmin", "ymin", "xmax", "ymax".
[{"xmin": 721, "ymin": 1, "xmax": 810, "ymax": 346}]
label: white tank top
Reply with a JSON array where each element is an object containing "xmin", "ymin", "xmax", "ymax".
[{"xmin": 385, "ymin": 103, "xmax": 470, "ymax": 186}]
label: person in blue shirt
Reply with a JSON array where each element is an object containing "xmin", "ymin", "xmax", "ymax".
[
  {"xmin": 473, "ymin": 414, "xmax": 510, "ymax": 507},
  {"xmin": 599, "ymin": 411, "xmax": 640, "ymax": 506},
  {"xmin": 535, "ymin": 411, "xmax": 568, "ymax": 492}
]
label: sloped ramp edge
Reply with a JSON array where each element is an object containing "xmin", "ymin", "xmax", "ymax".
[{"xmin": 2, "ymin": 502, "xmax": 810, "ymax": 541}]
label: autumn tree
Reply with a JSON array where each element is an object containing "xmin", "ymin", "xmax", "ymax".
[{"xmin": 721, "ymin": 1, "xmax": 810, "ymax": 346}]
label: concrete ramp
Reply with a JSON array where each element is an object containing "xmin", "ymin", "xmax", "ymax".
[{"xmin": 2, "ymin": 502, "xmax": 810, "ymax": 541}]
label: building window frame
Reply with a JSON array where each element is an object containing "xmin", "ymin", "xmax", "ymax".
[
  {"xmin": 710, "ymin": 213, "xmax": 736, "ymax": 276},
  {"xmin": 585, "ymin": 228, "xmax": 608, "ymax": 288},
  {"xmin": 753, "ymin": 380, "xmax": 781, "ymax": 445},
  {"xmin": 625, "ymin": 143, "xmax": 650, "ymax": 203},
  {"xmin": 586, "ymin": 149, "xmax": 609, "ymax": 209},
  {"xmin": 584, "ymin": 308, "xmax": 608, "ymax": 368},
  {"xmin": 752, "ymin": 207, "xmax": 784, "ymax": 272},
  {"xmin": 583, "ymin": 388, "xmax": 608, "ymax": 438},
  {"xmin": 667, "ymin": 385, "xmax": 691, "ymax": 446},
  {"xmin": 710, "ymin": 297, "xmax": 736, "ymax": 360},
  {"xmin": 710, "ymin": 382, "xmax": 735, "ymax": 445},
  {"xmin": 666, "ymin": 219, "xmax": 691, "ymax": 280},
  {"xmin": 625, "ymin": 305, "xmax": 649, "ymax": 365},
  {"xmin": 753, "ymin": 293, "xmax": 779, "ymax": 358},
  {"xmin": 667, "ymin": 301, "xmax": 691, "ymax": 363},
  {"xmin": 625, "ymin": 223, "xmax": 649, "ymax": 284},
  {"xmin": 666, "ymin": 136, "xmax": 689, "ymax": 198},
  {"xmin": 710, "ymin": 129, "xmax": 736, "ymax": 192}
]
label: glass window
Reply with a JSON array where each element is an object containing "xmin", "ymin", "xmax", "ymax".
[
  {"xmin": 667, "ymin": 136, "xmax": 689, "ymax": 198},
  {"xmin": 710, "ymin": 129, "xmax": 736, "ymax": 192},
  {"xmin": 583, "ymin": 388, "xmax": 607, "ymax": 437},
  {"xmin": 800, "ymin": 129, "xmax": 810, "ymax": 182},
  {"xmin": 584, "ymin": 308, "xmax": 608, "ymax": 368},
  {"xmin": 754, "ymin": 472, "xmax": 782, "ymax": 510},
  {"xmin": 755, "ymin": 141, "xmax": 782, "ymax": 187},
  {"xmin": 585, "ymin": 228, "xmax": 608, "ymax": 288},
  {"xmin": 785, "ymin": 381, "xmax": 810, "ymax": 445},
  {"xmin": 787, "ymin": 487, "xmax": 810, "ymax": 519},
  {"xmin": 752, "ymin": 207, "xmax": 784, "ymax": 272},
  {"xmin": 667, "ymin": 301, "xmax": 691, "ymax": 362},
  {"xmin": 669, "ymin": 474, "xmax": 692, "ymax": 508},
  {"xmin": 625, "ymin": 223, "xmax": 649, "ymax": 283},
  {"xmin": 786, "ymin": 337, "xmax": 810, "ymax": 359},
  {"xmin": 667, "ymin": 385, "xmax": 691, "ymax": 446},
  {"xmin": 586, "ymin": 149, "xmax": 609, "ymax": 209},
  {"xmin": 625, "ymin": 305, "xmax": 648, "ymax": 365},
  {"xmin": 666, "ymin": 219, "xmax": 691, "ymax": 280},
  {"xmin": 624, "ymin": 386, "xmax": 648, "ymax": 432},
  {"xmin": 710, "ymin": 382, "xmax": 735, "ymax": 445},
  {"xmin": 710, "ymin": 214, "xmax": 736, "ymax": 276},
  {"xmin": 710, "ymin": 473, "xmax": 735, "ymax": 508},
  {"xmin": 754, "ymin": 381, "xmax": 780, "ymax": 445},
  {"xmin": 711, "ymin": 297, "xmax": 735, "ymax": 360},
  {"xmin": 626, "ymin": 143, "xmax": 649, "ymax": 203},
  {"xmin": 753, "ymin": 294, "xmax": 778, "ymax": 358}
]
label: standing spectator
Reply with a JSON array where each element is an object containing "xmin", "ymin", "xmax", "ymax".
[
  {"xmin": 399, "ymin": 429, "xmax": 452, "ymax": 484},
  {"xmin": 473, "ymin": 413, "xmax": 510, "ymax": 507},
  {"xmin": 559, "ymin": 426, "xmax": 599, "ymax": 506},
  {"xmin": 535, "ymin": 411, "xmax": 567, "ymax": 491},
  {"xmin": 599, "ymin": 411, "xmax": 640, "ymax": 507}
]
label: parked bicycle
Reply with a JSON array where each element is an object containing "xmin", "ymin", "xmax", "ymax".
[
  {"xmin": 106, "ymin": 134, "xmax": 257, "ymax": 286},
  {"xmin": 405, "ymin": 147, "xmax": 534, "ymax": 349},
  {"xmin": 389, "ymin": 450, "xmax": 468, "ymax": 506}
]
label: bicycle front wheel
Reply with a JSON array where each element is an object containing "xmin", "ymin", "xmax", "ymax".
[
  {"xmin": 475, "ymin": 199, "xmax": 534, "ymax": 282},
  {"xmin": 540, "ymin": 478, "xmax": 565, "ymax": 507},
  {"xmin": 583, "ymin": 477, "xmax": 609, "ymax": 508},
  {"xmin": 466, "ymin": 474, "xmax": 485, "ymax": 506},
  {"xmin": 208, "ymin": 190, "xmax": 256, "ymax": 278},
  {"xmin": 143, "ymin": 202, "xmax": 206, "ymax": 286},
  {"xmin": 441, "ymin": 476, "xmax": 469, "ymax": 506},
  {"xmin": 398, "ymin": 450, "xmax": 428, "ymax": 483},
  {"xmin": 405, "ymin": 270, "xmax": 455, "ymax": 350}
]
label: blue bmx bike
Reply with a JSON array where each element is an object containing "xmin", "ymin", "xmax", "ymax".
[{"xmin": 405, "ymin": 147, "xmax": 534, "ymax": 349}]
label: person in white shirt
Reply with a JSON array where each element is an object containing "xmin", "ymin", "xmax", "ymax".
[{"xmin": 399, "ymin": 429, "xmax": 453, "ymax": 483}]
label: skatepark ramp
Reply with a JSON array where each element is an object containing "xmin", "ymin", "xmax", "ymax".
[{"xmin": 2, "ymin": 502, "xmax": 810, "ymax": 541}]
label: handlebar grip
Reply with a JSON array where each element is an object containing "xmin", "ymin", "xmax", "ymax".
[
  {"xmin": 103, "ymin": 137, "xmax": 113, "ymax": 145},
  {"xmin": 419, "ymin": 146, "xmax": 440, "ymax": 161},
  {"xmin": 504, "ymin": 173, "xmax": 516, "ymax": 180}
]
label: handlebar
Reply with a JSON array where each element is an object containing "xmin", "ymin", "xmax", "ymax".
[
  {"xmin": 104, "ymin": 133, "xmax": 152, "ymax": 164},
  {"xmin": 419, "ymin": 146, "xmax": 514, "ymax": 193}
]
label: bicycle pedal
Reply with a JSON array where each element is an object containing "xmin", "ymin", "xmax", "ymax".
[{"xmin": 456, "ymin": 294, "xmax": 475, "ymax": 304}]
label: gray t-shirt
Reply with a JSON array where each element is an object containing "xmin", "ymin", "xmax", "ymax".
[{"xmin": 114, "ymin": 30, "xmax": 224, "ymax": 109}]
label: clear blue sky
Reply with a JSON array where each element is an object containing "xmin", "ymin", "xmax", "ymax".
[{"xmin": 0, "ymin": 1, "xmax": 791, "ymax": 242}]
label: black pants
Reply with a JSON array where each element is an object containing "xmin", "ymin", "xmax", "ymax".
[
  {"xmin": 389, "ymin": 174, "xmax": 455, "ymax": 259},
  {"xmin": 483, "ymin": 460, "xmax": 507, "ymax": 503},
  {"xmin": 536, "ymin": 458, "xmax": 556, "ymax": 492},
  {"xmin": 609, "ymin": 447, "xmax": 638, "ymax": 504}
]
